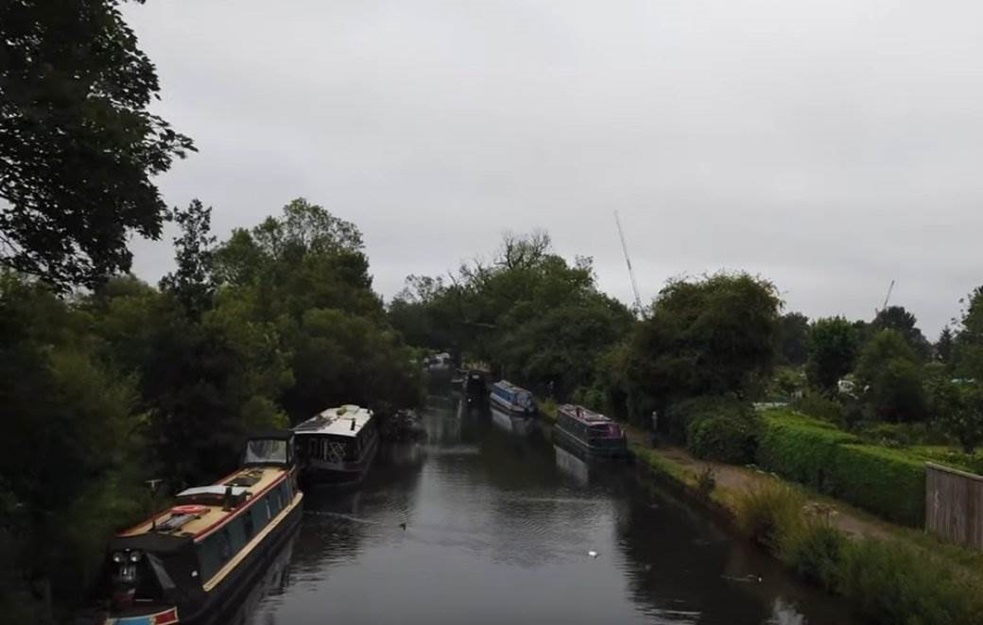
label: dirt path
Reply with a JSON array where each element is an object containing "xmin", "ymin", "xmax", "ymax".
[{"xmin": 621, "ymin": 423, "xmax": 892, "ymax": 541}]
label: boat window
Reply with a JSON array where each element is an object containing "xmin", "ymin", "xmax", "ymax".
[{"xmin": 244, "ymin": 439, "xmax": 288, "ymax": 464}]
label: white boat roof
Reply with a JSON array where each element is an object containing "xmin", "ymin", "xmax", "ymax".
[
  {"xmin": 293, "ymin": 404, "xmax": 374, "ymax": 438},
  {"xmin": 176, "ymin": 485, "xmax": 250, "ymax": 498}
]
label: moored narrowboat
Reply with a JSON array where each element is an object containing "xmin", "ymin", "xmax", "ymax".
[
  {"xmin": 75, "ymin": 431, "xmax": 303, "ymax": 625},
  {"xmin": 294, "ymin": 404, "xmax": 379, "ymax": 486},
  {"xmin": 554, "ymin": 404, "xmax": 627, "ymax": 457},
  {"xmin": 489, "ymin": 380, "xmax": 536, "ymax": 416}
]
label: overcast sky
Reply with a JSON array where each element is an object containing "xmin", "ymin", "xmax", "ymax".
[{"xmin": 123, "ymin": 0, "xmax": 983, "ymax": 336}]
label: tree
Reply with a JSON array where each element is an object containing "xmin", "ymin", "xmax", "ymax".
[
  {"xmin": 607, "ymin": 272, "xmax": 782, "ymax": 424},
  {"xmin": 806, "ymin": 317, "xmax": 859, "ymax": 393},
  {"xmin": 870, "ymin": 306, "xmax": 931, "ymax": 360},
  {"xmin": 777, "ymin": 312, "xmax": 810, "ymax": 366},
  {"xmin": 0, "ymin": 0, "xmax": 194, "ymax": 288},
  {"xmin": 936, "ymin": 326, "xmax": 955, "ymax": 366},
  {"xmin": 159, "ymin": 200, "xmax": 216, "ymax": 319},
  {"xmin": 855, "ymin": 330, "xmax": 926, "ymax": 422},
  {"xmin": 928, "ymin": 379, "xmax": 983, "ymax": 453},
  {"xmin": 954, "ymin": 286, "xmax": 983, "ymax": 380}
]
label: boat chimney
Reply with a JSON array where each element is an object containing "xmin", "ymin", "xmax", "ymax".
[
  {"xmin": 350, "ymin": 418, "xmax": 356, "ymax": 431},
  {"xmin": 222, "ymin": 485, "xmax": 234, "ymax": 511}
]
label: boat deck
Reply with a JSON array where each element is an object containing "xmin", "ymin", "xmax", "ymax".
[{"xmin": 119, "ymin": 466, "xmax": 287, "ymax": 540}]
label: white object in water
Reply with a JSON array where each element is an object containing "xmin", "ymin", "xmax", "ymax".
[{"xmin": 588, "ymin": 550, "xmax": 598, "ymax": 558}]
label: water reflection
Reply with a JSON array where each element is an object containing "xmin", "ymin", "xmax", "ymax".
[{"xmin": 243, "ymin": 393, "xmax": 865, "ymax": 625}]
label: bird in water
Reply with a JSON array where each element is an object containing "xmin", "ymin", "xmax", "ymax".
[
  {"xmin": 399, "ymin": 522, "xmax": 407, "ymax": 530},
  {"xmin": 588, "ymin": 550, "xmax": 598, "ymax": 558}
]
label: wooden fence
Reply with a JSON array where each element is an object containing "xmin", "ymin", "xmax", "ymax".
[{"xmin": 926, "ymin": 462, "xmax": 983, "ymax": 550}]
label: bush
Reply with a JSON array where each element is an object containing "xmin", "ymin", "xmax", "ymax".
[
  {"xmin": 840, "ymin": 539, "xmax": 983, "ymax": 625},
  {"xmin": 791, "ymin": 391, "xmax": 845, "ymax": 425},
  {"xmin": 736, "ymin": 484, "xmax": 804, "ymax": 552},
  {"xmin": 664, "ymin": 396, "xmax": 746, "ymax": 444},
  {"xmin": 757, "ymin": 413, "xmax": 858, "ymax": 491},
  {"xmin": 687, "ymin": 411, "xmax": 761, "ymax": 464},
  {"xmin": 828, "ymin": 444, "xmax": 926, "ymax": 526},
  {"xmin": 781, "ymin": 521, "xmax": 847, "ymax": 591}
]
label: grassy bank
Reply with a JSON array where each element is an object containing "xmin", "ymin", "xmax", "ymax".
[{"xmin": 626, "ymin": 436, "xmax": 983, "ymax": 625}]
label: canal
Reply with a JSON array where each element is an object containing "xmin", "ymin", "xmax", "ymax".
[{"xmin": 241, "ymin": 393, "xmax": 864, "ymax": 625}]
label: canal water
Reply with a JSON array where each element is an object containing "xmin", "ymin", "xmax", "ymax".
[{"xmin": 243, "ymin": 393, "xmax": 864, "ymax": 625}]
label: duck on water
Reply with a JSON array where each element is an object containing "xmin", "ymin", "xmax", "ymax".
[{"xmin": 75, "ymin": 431, "xmax": 303, "ymax": 625}]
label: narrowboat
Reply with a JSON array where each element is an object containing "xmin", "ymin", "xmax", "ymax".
[
  {"xmin": 294, "ymin": 404, "xmax": 379, "ymax": 486},
  {"xmin": 554, "ymin": 404, "xmax": 627, "ymax": 457},
  {"xmin": 462, "ymin": 369, "xmax": 490, "ymax": 405},
  {"xmin": 75, "ymin": 431, "xmax": 303, "ymax": 625},
  {"xmin": 489, "ymin": 380, "xmax": 536, "ymax": 416}
]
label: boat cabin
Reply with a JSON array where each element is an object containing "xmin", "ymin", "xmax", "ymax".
[{"xmin": 294, "ymin": 405, "xmax": 377, "ymax": 466}]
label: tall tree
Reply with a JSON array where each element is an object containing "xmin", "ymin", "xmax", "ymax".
[
  {"xmin": 0, "ymin": 0, "xmax": 194, "ymax": 288},
  {"xmin": 777, "ymin": 311, "xmax": 810, "ymax": 366},
  {"xmin": 954, "ymin": 286, "xmax": 983, "ymax": 380},
  {"xmin": 806, "ymin": 317, "xmax": 859, "ymax": 393},
  {"xmin": 855, "ymin": 329, "xmax": 926, "ymax": 422},
  {"xmin": 936, "ymin": 326, "xmax": 955, "ymax": 366},
  {"xmin": 607, "ymin": 272, "xmax": 782, "ymax": 423},
  {"xmin": 870, "ymin": 305, "xmax": 931, "ymax": 360},
  {"xmin": 159, "ymin": 200, "xmax": 216, "ymax": 319}
]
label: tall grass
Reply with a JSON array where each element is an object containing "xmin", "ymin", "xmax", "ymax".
[{"xmin": 735, "ymin": 485, "xmax": 983, "ymax": 625}]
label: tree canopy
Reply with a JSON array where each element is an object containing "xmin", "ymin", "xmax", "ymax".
[{"xmin": 0, "ymin": 0, "xmax": 194, "ymax": 288}]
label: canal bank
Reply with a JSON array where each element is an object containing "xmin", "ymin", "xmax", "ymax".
[{"xmin": 541, "ymin": 397, "xmax": 983, "ymax": 625}]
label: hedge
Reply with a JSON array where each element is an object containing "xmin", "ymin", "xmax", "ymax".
[
  {"xmin": 757, "ymin": 416, "xmax": 859, "ymax": 491},
  {"xmin": 757, "ymin": 412, "xmax": 927, "ymax": 527},
  {"xmin": 828, "ymin": 444, "xmax": 926, "ymax": 527}
]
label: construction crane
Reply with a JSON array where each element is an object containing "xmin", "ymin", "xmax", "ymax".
[
  {"xmin": 614, "ymin": 211, "xmax": 644, "ymax": 318},
  {"xmin": 877, "ymin": 279, "xmax": 895, "ymax": 316}
]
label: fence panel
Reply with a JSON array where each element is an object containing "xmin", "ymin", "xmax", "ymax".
[{"xmin": 926, "ymin": 462, "xmax": 983, "ymax": 550}]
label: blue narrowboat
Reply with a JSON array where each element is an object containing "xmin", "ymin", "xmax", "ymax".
[{"xmin": 489, "ymin": 380, "xmax": 536, "ymax": 416}]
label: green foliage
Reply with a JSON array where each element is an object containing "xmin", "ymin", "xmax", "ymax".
[
  {"xmin": 954, "ymin": 286, "xmax": 983, "ymax": 380},
  {"xmin": 159, "ymin": 199, "xmax": 216, "ymax": 319},
  {"xmin": 736, "ymin": 484, "xmax": 805, "ymax": 551},
  {"xmin": 687, "ymin": 410, "xmax": 762, "ymax": 465},
  {"xmin": 854, "ymin": 330, "xmax": 927, "ymax": 423},
  {"xmin": 935, "ymin": 326, "xmax": 955, "ymax": 367},
  {"xmin": 610, "ymin": 273, "xmax": 782, "ymax": 422},
  {"xmin": 830, "ymin": 444, "xmax": 926, "ymax": 526},
  {"xmin": 790, "ymin": 391, "xmax": 845, "ymax": 425},
  {"xmin": 735, "ymin": 483, "xmax": 983, "ymax": 625},
  {"xmin": 0, "ymin": 0, "xmax": 194, "ymax": 288},
  {"xmin": 777, "ymin": 312, "xmax": 810, "ymax": 366},
  {"xmin": 758, "ymin": 412, "xmax": 858, "ymax": 490},
  {"xmin": 781, "ymin": 521, "xmax": 846, "ymax": 591},
  {"xmin": 758, "ymin": 412, "xmax": 926, "ymax": 525},
  {"xmin": 927, "ymin": 378, "xmax": 983, "ymax": 454},
  {"xmin": 840, "ymin": 540, "xmax": 983, "ymax": 625},
  {"xmin": 858, "ymin": 422, "xmax": 951, "ymax": 449},
  {"xmin": 870, "ymin": 305, "xmax": 931, "ymax": 362},
  {"xmin": 806, "ymin": 317, "xmax": 859, "ymax": 392}
]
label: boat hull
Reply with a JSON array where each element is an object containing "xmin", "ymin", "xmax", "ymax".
[
  {"xmin": 552, "ymin": 425, "xmax": 627, "ymax": 459},
  {"xmin": 78, "ymin": 495, "xmax": 303, "ymax": 625}
]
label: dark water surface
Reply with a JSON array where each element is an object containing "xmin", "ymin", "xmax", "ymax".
[{"xmin": 245, "ymin": 394, "xmax": 864, "ymax": 625}]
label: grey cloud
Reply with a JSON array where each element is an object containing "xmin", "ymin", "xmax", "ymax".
[{"xmin": 124, "ymin": 0, "xmax": 983, "ymax": 336}]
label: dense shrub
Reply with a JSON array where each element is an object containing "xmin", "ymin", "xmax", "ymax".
[
  {"xmin": 859, "ymin": 422, "xmax": 951, "ymax": 449},
  {"xmin": 757, "ymin": 413, "xmax": 858, "ymax": 491},
  {"xmin": 664, "ymin": 396, "xmax": 747, "ymax": 443},
  {"xmin": 828, "ymin": 444, "xmax": 926, "ymax": 526},
  {"xmin": 790, "ymin": 391, "xmax": 845, "ymax": 425},
  {"xmin": 687, "ymin": 412, "xmax": 761, "ymax": 464},
  {"xmin": 840, "ymin": 540, "xmax": 983, "ymax": 625}
]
